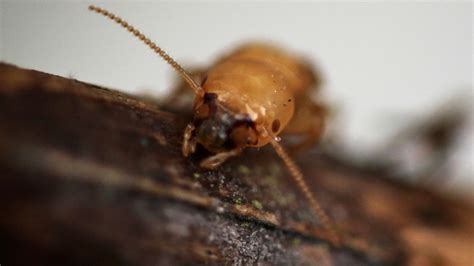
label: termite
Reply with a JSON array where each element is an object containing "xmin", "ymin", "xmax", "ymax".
[{"xmin": 88, "ymin": 5, "xmax": 341, "ymax": 246}]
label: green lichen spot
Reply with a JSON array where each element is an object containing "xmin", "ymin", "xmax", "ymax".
[
  {"xmin": 139, "ymin": 138, "xmax": 149, "ymax": 147},
  {"xmin": 234, "ymin": 197, "xmax": 244, "ymax": 205},
  {"xmin": 269, "ymin": 162, "xmax": 281, "ymax": 176},
  {"xmin": 241, "ymin": 222, "xmax": 251, "ymax": 228},
  {"xmin": 262, "ymin": 175, "xmax": 278, "ymax": 187},
  {"xmin": 291, "ymin": 238, "xmax": 301, "ymax": 246},
  {"xmin": 251, "ymin": 200, "xmax": 263, "ymax": 210},
  {"xmin": 238, "ymin": 165, "xmax": 250, "ymax": 175}
]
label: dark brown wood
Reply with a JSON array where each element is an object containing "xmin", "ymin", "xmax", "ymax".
[{"xmin": 0, "ymin": 63, "xmax": 472, "ymax": 265}]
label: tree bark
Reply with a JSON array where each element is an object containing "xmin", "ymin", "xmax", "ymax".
[{"xmin": 0, "ymin": 63, "xmax": 472, "ymax": 265}]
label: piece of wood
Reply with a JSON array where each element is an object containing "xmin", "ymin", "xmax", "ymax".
[{"xmin": 0, "ymin": 63, "xmax": 473, "ymax": 265}]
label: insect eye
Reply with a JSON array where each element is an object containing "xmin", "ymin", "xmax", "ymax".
[{"xmin": 272, "ymin": 119, "xmax": 281, "ymax": 133}]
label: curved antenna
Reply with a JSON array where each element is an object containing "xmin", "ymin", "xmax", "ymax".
[
  {"xmin": 269, "ymin": 137, "xmax": 342, "ymax": 246},
  {"xmin": 88, "ymin": 5, "xmax": 204, "ymax": 96}
]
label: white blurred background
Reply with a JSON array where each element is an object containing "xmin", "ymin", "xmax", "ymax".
[{"xmin": 1, "ymin": 2, "xmax": 472, "ymax": 200}]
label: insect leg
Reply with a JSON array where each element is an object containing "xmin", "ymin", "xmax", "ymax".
[
  {"xmin": 182, "ymin": 123, "xmax": 197, "ymax": 157},
  {"xmin": 200, "ymin": 149, "xmax": 242, "ymax": 169}
]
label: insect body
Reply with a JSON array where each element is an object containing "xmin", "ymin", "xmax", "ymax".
[
  {"xmin": 184, "ymin": 44, "xmax": 318, "ymax": 168},
  {"xmin": 88, "ymin": 5, "xmax": 341, "ymax": 246}
]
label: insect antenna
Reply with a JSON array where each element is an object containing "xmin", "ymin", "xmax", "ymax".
[
  {"xmin": 269, "ymin": 138, "xmax": 342, "ymax": 246},
  {"xmin": 88, "ymin": 5, "xmax": 204, "ymax": 96}
]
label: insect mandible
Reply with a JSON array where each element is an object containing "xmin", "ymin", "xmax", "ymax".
[{"xmin": 88, "ymin": 5, "xmax": 341, "ymax": 246}]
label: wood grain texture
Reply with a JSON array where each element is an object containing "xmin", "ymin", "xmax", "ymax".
[{"xmin": 0, "ymin": 63, "xmax": 472, "ymax": 265}]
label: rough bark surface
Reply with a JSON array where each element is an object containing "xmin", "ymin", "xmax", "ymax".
[{"xmin": 0, "ymin": 63, "xmax": 473, "ymax": 266}]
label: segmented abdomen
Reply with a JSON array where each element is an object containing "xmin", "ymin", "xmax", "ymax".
[{"xmin": 202, "ymin": 43, "xmax": 314, "ymax": 144}]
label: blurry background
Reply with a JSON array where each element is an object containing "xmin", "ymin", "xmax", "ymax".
[{"xmin": 1, "ymin": 2, "xmax": 472, "ymax": 200}]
